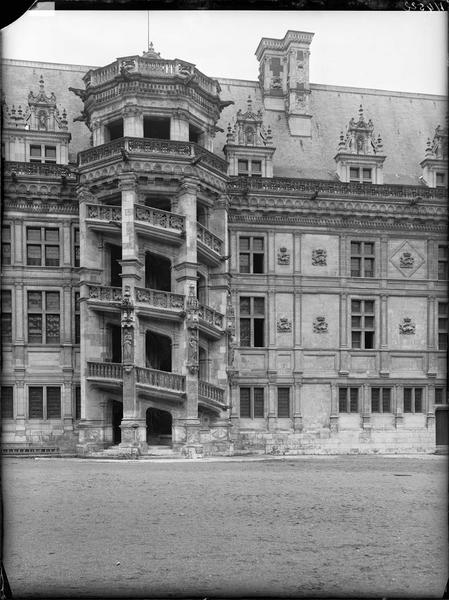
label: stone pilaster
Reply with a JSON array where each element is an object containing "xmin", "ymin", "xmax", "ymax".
[
  {"xmin": 379, "ymin": 294, "xmax": 389, "ymax": 376},
  {"xmin": 394, "ymin": 384, "xmax": 403, "ymax": 428},
  {"xmin": 426, "ymin": 384, "xmax": 435, "ymax": 429},
  {"xmin": 292, "ymin": 377, "xmax": 303, "ymax": 432},
  {"xmin": 122, "ymin": 106, "xmax": 143, "ymax": 138},
  {"xmin": 330, "ymin": 383, "xmax": 339, "ymax": 433},
  {"xmin": 170, "ymin": 110, "xmax": 189, "ymax": 141},
  {"xmin": 339, "ymin": 293, "xmax": 349, "ymax": 375}
]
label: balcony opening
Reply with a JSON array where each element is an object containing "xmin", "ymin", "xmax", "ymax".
[
  {"xmin": 146, "ymin": 407, "xmax": 172, "ymax": 445},
  {"xmin": 111, "ymin": 400, "xmax": 123, "ymax": 445},
  {"xmin": 199, "ymin": 346, "xmax": 208, "ymax": 380},
  {"xmin": 143, "ymin": 116, "xmax": 170, "ymax": 140},
  {"xmin": 109, "ymin": 324, "xmax": 122, "ymax": 363},
  {"xmin": 146, "ymin": 331, "xmax": 172, "ymax": 372},
  {"xmin": 197, "ymin": 204, "xmax": 207, "ymax": 226},
  {"xmin": 105, "ymin": 119, "xmax": 124, "ymax": 141},
  {"xmin": 197, "ymin": 272, "xmax": 207, "ymax": 305},
  {"xmin": 189, "ymin": 124, "xmax": 201, "ymax": 144},
  {"xmin": 109, "ymin": 244, "xmax": 122, "ymax": 287},
  {"xmin": 145, "ymin": 252, "xmax": 171, "ymax": 291},
  {"xmin": 145, "ymin": 197, "xmax": 171, "ymax": 212}
]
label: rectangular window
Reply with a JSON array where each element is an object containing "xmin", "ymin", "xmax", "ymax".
[
  {"xmin": 403, "ymin": 388, "xmax": 424, "ymax": 413},
  {"xmin": 238, "ymin": 159, "xmax": 249, "ymax": 176},
  {"xmin": 338, "ymin": 388, "xmax": 359, "ymax": 413},
  {"xmin": 349, "ymin": 167, "xmax": 372, "ymax": 183},
  {"xmin": 1, "ymin": 290, "xmax": 12, "ymax": 344},
  {"xmin": 75, "ymin": 386, "xmax": 81, "ymax": 420},
  {"xmin": 29, "ymin": 387, "xmax": 44, "ymax": 419},
  {"xmin": 26, "ymin": 227, "xmax": 60, "ymax": 267},
  {"xmin": 1, "ymin": 387, "xmax": 14, "ymax": 419},
  {"xmin": 240, "ymin": 296, "xmax": 265, "ymax": 347},
  {"xmin": 29, "ymin": 145, "xmax": 57, "ymax": 164},
  {"xmin": 438, "ymin": 246, "xmax": 448, "ymax": 281},
  {"xmin": 239, "ymin": 237, "xmax": 264, "ymax": 274},
  {"xmin": 2, "ymin": 225, "xmax": 11, "ymax": 266},
  {"xmin": 435, "ymin": 388, "xmax": 447, "ymax": 405},
  {"xmin": 277, "ymin": 387, "xmax": 290, "ymax": 418},
  {"xmin": 438, "ymin": 302, "xmax": 447, "ymax": 350},
  {"xmin": 28, "ymin": 386, "xmax": 61, "ymax": 419},
  {"xmin": 74, "ymin": 292, "xmax": 80, "ymax": 344},
  {"xmin": 436, "ymin": 172, "xmax": 446, "ymax": 188},
  {"xmin": 27, "ymin": 291, "xmax": 60, "ymax": 344},
  {"xmin": 371, "ymin": 388, "xmax": 392, "ymax": 413},
  {"xmin": 251, "ymin": 160, "xmax": 262, "ymax": 177},
  {"xmin": 239, "ymin": 387, "xmax": 265, "ymax": 418},
  {"xmin": 73, "ymin": 228, "xmax": 80, "ymax": 267},
  {"xmin": 350, "ymin": 241, "xmax": 375, "ymax": 277},
  {"xmin": 351, "ymin": 299, "xmax": 375, "ymax": 349}
]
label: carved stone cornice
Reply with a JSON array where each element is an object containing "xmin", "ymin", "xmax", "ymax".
[{"xmin": 3, "ymin": 198, "xmax": 78, "ymax": 215}]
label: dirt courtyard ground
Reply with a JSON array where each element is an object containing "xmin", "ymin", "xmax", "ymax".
[{"xmin": 2, "ymin": 455, "xmax": 448, "ymax": 598}]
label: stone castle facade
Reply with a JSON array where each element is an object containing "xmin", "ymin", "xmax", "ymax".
[{"xmin": 1, "ymin": 31, "xmax": 447, "ymax": 457}]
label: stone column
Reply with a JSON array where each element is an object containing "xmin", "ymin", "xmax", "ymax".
[
  {"xmin": 361, "ymin": 383, "xmax": 371, "ymax": 430},
  {"xmin": 170, "ymin": 110, "xmax": 189, "ymax": 141},
  {"xmin": 292, "ymin": 376, "xmax": 302, "ymax": 432},
  {"xmin": 339, "ymin": 293, "xmax": 349, "ymax": 375},
  {"xmin": 62, "ymin": 372, "xmax": 74, "ymax": 433},
  {"xmin": 267, "ymin": 380, "xmax": 277, "ymax": 431},
  {"xmin": 427, "ymin": 295, "xmax": 437, "ymax": 376},
  {"xmin": 426, "ymin": 384, "xmax": 435, "ymax": 429},
  {"xmin": 379, "ymin": 294, "xmax": 389, "ymax": 376},
  {"xmin": 14, "ymin": 375, "xmax": 26, "ymax": 440},
  {"xmin": 330, "ymin": 382, "xmax": 339, "ymax": 433},
  {"xmin": 91, "ymin": 120, "xmax": 105, "ymax": 146},
  {"xmin": 123, "ymin": 106, "xmax": 143, "ymax": 138},
  {"xmin": 394, "ymin": 384, "xmax": 403, "ymax": 429}
]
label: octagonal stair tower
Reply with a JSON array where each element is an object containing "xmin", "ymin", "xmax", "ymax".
[{"xmin": 74, "ymin": 44, "xmax": 234, "ymax": 456}]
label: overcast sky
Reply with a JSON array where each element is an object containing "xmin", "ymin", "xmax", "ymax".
[{"xmin": 1, "ymin": 10, "xmax": 447, "ymax": 95}]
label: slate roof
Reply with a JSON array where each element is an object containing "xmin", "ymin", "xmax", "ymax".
[{"xmin": 2, "ymin": 58, "xmax": 446, "ymax": 185}]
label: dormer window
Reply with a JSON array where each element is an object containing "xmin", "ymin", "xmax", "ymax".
[
  {"xmin": 30, "ymin": 144, "xmax": 56, "ymax": 164},
  {"xmin": 349, "ymin": 167, "xmax": 372, "ymax": 184}
]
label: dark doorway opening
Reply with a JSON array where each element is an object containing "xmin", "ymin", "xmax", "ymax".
[
  {"xmin": 111, "ymin": 400, "xmax": 123, "ymax": 444},
  {"xmin": 106, "ymin": 119, "xmax": 124, "ymax": 141},
  {"xmin": 189, "ymin": 124, "xmax": 201, "ymax": 144},
  {"xmin": 146, "ymin": 407, "xmax": 172, "ymax": 445},
  {"xmin": 145, "ymin": 197, "xmax": 171, "ymax": 212},
  {"xmin": 197, "ymin": 204, "xmax": 207, "ymax": 226},
  {"xmin": 145, "ymin": 252, "xmax": 171, "ymax": 291},
  {"xmin": 436, "ymin": 408, "xmax": 448, "ymax": 446},
  {"xmin": 110, "ymin": 324, "xmax": 122, "ymax": 363},
  {"xmin": 109, "ymin": 244, "xmax": 122, "ymax": 287},
  {"xmin": 146, "ymin": 331, "xmax": 172, "ymax": 371},
  {"xmin": 144, "ymin": 117, "xmax": 170, "ymax": 140},
  {"xmin": 197, "ymin": 272, "xmax": 206, "ymax": 305}
]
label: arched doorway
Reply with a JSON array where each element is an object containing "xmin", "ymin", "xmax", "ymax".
[
  {"xmin": 146, "ymin": 407, "xmax": 172, "ymax": 445},
  {"xmin": 111, "ymin": 400, "xmax": 123, "ymax": 445}
]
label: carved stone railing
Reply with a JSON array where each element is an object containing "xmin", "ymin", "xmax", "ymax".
[
  {"xmin": 87, "ymin": 56, "xmax": 220, "ymax": 96},
  {"xmin": 135, "ymin": 204, "xmax": 185, "ymax": 232},
  {"xmin": 135, "ymin": 287, "xmax": 185, "ymax": 310},
  {"xmin": 4, "ymin": 161, "xmax": 77, "ymax": 181},
  {"xmin": 78, "ymin": 138, "xmax": 228, "ymax": 174},
  {"xmin": 4, "ymin": 198, "xmax": 78, "ymax": 215},
  {"xmin": 197, "ymin": 223, "xmax": 223, "ymax": 255},
  {"xmin": 87, "ymin": 285, "xmax": 122, "ymax": 302},
  {"xmin": 88, "ymin": 362, "xmax": 123, "ymax": 380},
  {"xmin": 198, "ymin": 304, "xmax": 224, "ymax": 329},
  {"xmin": 198, "ymin": 380, "xmax": 225, "ymax": 404},
  {"xmin": 86, "ymin": 203, "xmax": 122, "ymax": 222},
  {"xmin": 227, "ymin": 175, "xmax": 447, "ymax": 201},
  {"xmin": 136, "ymin": 367, "xmax": 185, "ymax": 393}
]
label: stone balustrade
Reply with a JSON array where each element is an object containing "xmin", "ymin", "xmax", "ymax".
[
  {"xmin": 198, "ymin": 304, "xmax": 224, "ymax": 329},
  {"xmin": 136, "ymin": 367, "xmax": 186, "ymax": 392},
  {"xmin": 78, "ymin": 137, "xmax": 227, "ymax": 173},
  {"xmin": 228, "ymin": 175, "xmax": 447, "ymax": 201},
  {"xmin": 88, "ymin": 362, "xmax": 123, "ymax": 380},
  {"xmin": 87, "ymin": 285, "xmax": 122, "ymax": 302},
  {"xmin": 4, "ymin": 161, "xmax": 77, "ymax": 180},
  {"xmin": 196, "ymin": 223, "xmax": 223, "ymax": 255},
  {"xmin": 198, "ymin": 380, "xmax": 225, "ymax": 404},
  {"xmin": 135, "ymin": 287, "xmax": 185, "ymax": 310},
  {"xmin": 86, "ymin": 203, "xmax": 122, "ymax": 221},
  {"xmin": 134, "ymin": 204, "xmax": 185, "ymax": 232}
]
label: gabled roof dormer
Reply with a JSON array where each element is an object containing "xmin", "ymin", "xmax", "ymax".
[
  {"xmin": 2, "ymin": 75, "xmax": 71, "ymax": 164},
  {"xmin": 223, "ymin": 96, "xmax": 275, "ymax": 178},
  {"xmin": 334, "ymin": 105, "xmax": 386, "ymax": 185},
  {"xmin": 420, "ymin": 121, "xmax": 448, "ymax": 188}
]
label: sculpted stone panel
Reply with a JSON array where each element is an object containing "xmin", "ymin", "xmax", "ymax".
[
  {"xmin": 301, "ymin": 234, "xmax": 339, "ymax": 276},
  {"xmin": 388, "ymin": 240, "xmax": 426, "ymax": 279}
]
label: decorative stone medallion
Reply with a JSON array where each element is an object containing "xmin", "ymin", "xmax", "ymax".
[
  {"xmin": 390, "ymin": 241, "xmax": 425, "ymax": 278},
  {"xmin": 277, "ymin": 316, "xmax": 292, "ymax": 332},
  {"xmin": 312, "ymin": 248, "xmax": 327, "ymax": 266},
  {"xmin": 399, "ymin": 317, "xmax": 416, "ymax": 335},
  {"xmin": 277, "ymin": 247, "xmax": 290, "ymax": 265},
  {"xmin": 313, "ymin": 316, "xmax": 328, "ymax": 333}
]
